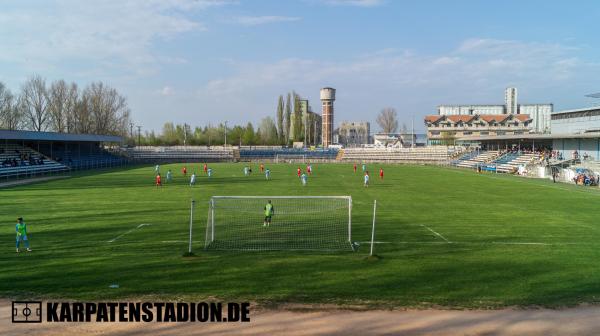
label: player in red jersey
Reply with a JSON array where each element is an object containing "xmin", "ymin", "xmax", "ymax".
[
  {"xmin": 203, "ymin": 163, "xmax": 208, "ymax": 174},
  {"xmin": 379, "ymin": 168, "xmax": 384, "ymax": 180},
  {"xmin": 155, "ymin": 173, "xmax": 162, "ymax": 187},
  {"xmin": 307, "ymin": 164, "xmax": 312, "ymax": 175},
  {"xmin": 353, "ymin": 164, "xmax": 357, "ymax": 173},
  {"xmin": 297, "ymin": 167, "xmax": 301, "ymax": 178},
  {"xmin": 182, "ymin": 166, "xmax": 187, "ymax": 176},
  {"xmin": 260, "ymin": 163, "xmax": 264, "ymax": 173}
]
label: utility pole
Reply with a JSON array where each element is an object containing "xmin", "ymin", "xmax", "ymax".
[
  {"xmin": 411, "ymin": 115, "xmax": 415, "ymax": 148},
  {"xmin": 183, "ymin": 123, "xmax": 188, "ymax": 147},
  {"xmin": 129, "ymin": 122, "xmax": 134, "ymax": 139},
  {"xmin": 136, "ymin": 126, "xmax": 141, "ymax": 146},
  {"xmin": 224, "ymin": 121, "xmax": 228, "ymax": 147},
  {"xmin": 304, "ymin": 114, "xmax": 307, "ymax": 148}
]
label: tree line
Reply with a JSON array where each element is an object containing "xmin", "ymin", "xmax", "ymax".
[
  {"xmin": 0, "ymin": 75, "xmax": 130, "ymax": 136},
  {"xmin": 137, "ymin": 120, "xmax": 279, "ymax": 146},
  {"xmin": 136, "ymin": 90, "xmax": 317, "ymax": 147}
]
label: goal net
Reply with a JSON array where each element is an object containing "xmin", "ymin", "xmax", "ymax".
[
  {"xmin": 275, "ymin": 154, "xmax": 307, "ymax": 163},
  {"xmin": 204, "ymin": 196, "xmax": 353, "ymax": 251}
]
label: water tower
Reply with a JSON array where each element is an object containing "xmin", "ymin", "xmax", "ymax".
[{"xmin": 320, "ymin": 87, "xmax": 336, "ymax": 147}]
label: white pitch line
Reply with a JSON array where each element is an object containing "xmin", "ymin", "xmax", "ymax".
[
  {"xmin": 490, "ymin": 242, "xmax": 550, "ymax": 245},
  {"xmin": 356, "ymin": 241, "xmax": 392, "ymax": 244},
  {"xmin": 107, "ymin": 223, "xmax": 152, "ymax": 243},
  {"xmin": 420, "ymin": 224, "xmax": 451, "ymax": 243}
]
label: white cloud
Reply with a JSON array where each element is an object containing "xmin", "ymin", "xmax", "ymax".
[
  {"xmin": 193, "ymin": 38, "xmax": 598, "ymax": 130},
  {"xmin": 0, "ymin": 0, "xmax": 233, "ymax": 75},
  {"xmin": 159, "ymin": 86, "xmax": 174, "ymax": 96},
  {"xmin": 233, "ymin": 16, "xmax": 301, "ymax": 26}
]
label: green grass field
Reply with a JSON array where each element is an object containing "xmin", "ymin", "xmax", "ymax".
[{"xmin": 2, "ymin": 163, "xmax": 600, "ymax": 308}]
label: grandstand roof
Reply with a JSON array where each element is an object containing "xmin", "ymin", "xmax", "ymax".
[{"xmin": 0, "ymin": 130, "xmax": 123, "ymax": 142}]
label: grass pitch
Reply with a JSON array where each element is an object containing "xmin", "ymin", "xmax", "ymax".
[{"xmin": 2, "ymin": 163, "xmax": 600, "ymax": 308}]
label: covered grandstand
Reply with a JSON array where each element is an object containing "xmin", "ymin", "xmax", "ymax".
[{"xmin": 0, "ymin": 130, "xmax": 125, "ymax": 180}]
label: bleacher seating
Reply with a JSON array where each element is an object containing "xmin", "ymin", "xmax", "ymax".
[
  {"xmin": 487, "ymin": 152, "xmax": 540, "ymax": 173},
  {"xmin": 49, "ymin": 148, "xmax": 127, "ymax": 169},
  {"xmin": 123, "ymin": 146, "xmax": 234, "ymax": 162},
  {"xmin": 454, "ymin": 150, "xmax": 540, "ymax": 173},
  {"xmin": 0, "ymin": 144, "xmax": 69, "ymax": 178},
  {"xmin": 340, "ymin": 146, "xmax": 464, "ymax": 164},
  {"xmin": 455, "ymin": 151, "xmax": 500, "ymax": 169},
  {"xmin": 239, "ymin": 147, "xmax": 338, "ymax": 161}
]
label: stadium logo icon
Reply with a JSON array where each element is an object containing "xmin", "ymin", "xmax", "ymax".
[{"xmin": 12, "ymin": 301, "xmax": 42, "ymax": 323}]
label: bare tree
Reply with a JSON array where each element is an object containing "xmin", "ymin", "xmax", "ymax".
[
  {"xmin": 48, "ymin": 80, "xmax": 69, "ymax": 132},
  {"xmin": 0, "ymin": 83, "xmax": 24, "ymax": 130},
  {"xmin": 259, "ymin": 117, "xmax": 278, "ymax": 145},
  {"xmin": 72, "ymin": 94, "xmax": 91, "ymax": 134},
  {"xmin": 64, "ymin": 83, "xmax": 79, "ymax": 133},
  {"xmin": 376, "ymin": 107, "xmax": 398, "ymax": 133},
  {"xmin": 82, "ymin": 82, "xmax": 130, "ymax": 136},
  {"xmin": 21, "ymin": 75, "xmax": 50, "ymax": 131}
]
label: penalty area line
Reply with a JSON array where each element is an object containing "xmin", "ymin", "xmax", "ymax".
[
  {"xmin": 107, "ymin": 223, "xmax": 152, "ymax": 243},
  {"xmin": 420, "ymin": 224, "xmax": 451, "ymax": 243}
]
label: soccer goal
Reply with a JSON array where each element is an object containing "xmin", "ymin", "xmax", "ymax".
[
  {"xmin": 275, "ymin": 154, "xmax": 307, "ymax": 163},
  {"xmin": 204, "ymin": 196, "xmax": 353, "ymax": 251}
]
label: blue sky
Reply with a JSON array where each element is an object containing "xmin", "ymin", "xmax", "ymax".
[{"xmin": 1, "ymin": 0, "xmax": 599, "ymax": 132}]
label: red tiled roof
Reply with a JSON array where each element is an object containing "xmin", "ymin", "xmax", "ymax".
[
  {"xmin": 424, "ymin": 115, "xmax": 443, "ymax": 123},
  {"xmin": 514, "ymin": 114, "xmax": 531, "ymax": 122},
  {"xmin": 478, "ymin": 115, "xmax": 509, "ymax": 123},
  {"xmin": 446, "ymin": 115, "xmax": 475, "ymax": 123},
  {"xmin": 425, "ymin": 113, "xmax": 531, "ymax": 125}
]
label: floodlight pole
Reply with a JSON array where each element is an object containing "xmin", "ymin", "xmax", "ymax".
[
  {"xmin": 136, "ymin": 126, "xmax": 142, "ymax": 146},
  {"xmin": 188, "ymin": 199, "xmax": 195, "ymax": 254},
  {"xmin": 224, "ymin": 121, "xmax": 228, "ymax": 147},
  {"xmin": 370, "ymin": 199, "xmax": 377, "ymax": 256}
]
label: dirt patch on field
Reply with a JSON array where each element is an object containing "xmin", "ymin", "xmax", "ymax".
[{"xmin": 3, "ymin": 299, "xmax": 600, "ymax": 335}]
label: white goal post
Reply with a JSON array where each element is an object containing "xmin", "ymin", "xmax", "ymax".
[
  {"xmin": 275, "ymin": 154, "xmax": 307, "ymax": 163},
  {"xmin": 204, "ymin": 196, "xmax": 353, "ymax": 251}
]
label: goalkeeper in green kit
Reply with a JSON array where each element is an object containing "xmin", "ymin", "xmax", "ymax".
[
  {"xmin": 263, "ymin": 200, "xmax": 274, "ymax": 227},
  {"xmin": 16, "ymin": 217, "xmax": 31, "ymax": 253}
]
